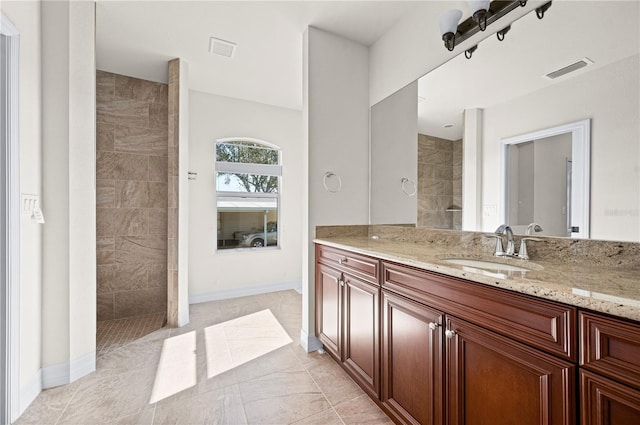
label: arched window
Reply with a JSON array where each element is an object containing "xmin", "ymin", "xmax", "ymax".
[{"xmin": 215, "ymin": 138, "xmax": 281, "ymax": 250}]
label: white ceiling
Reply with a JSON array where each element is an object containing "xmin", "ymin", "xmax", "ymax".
[
  {"xmin": 418, "ymin": 1, "xmax": 640, "ymax": 140},
  {"xmin": 96, "ymin": 0, "xmax": 419, "ymax": 110}
]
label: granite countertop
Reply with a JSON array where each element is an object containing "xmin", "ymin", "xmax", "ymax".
[{"xmin": 314, "ymin": 236, "xmax": 640, "ymax": 322}]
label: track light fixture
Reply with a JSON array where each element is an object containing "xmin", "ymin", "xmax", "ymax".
[{"xmin": 438, "ymin": 0, "xmax": 552, "ymax": 55}]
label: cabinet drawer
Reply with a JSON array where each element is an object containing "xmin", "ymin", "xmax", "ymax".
[
  {"xmin": 580, "ymin": 311, "xmax": 640, "ymax": 389},
  {"xmin": 316, "ymin": 245, "xmax": 379, "ymax": 283},
  {"xmin": 382, "ymin": 261, "xmax": 577, "ymax": 361}
]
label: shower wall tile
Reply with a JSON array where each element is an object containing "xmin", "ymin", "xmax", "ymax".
[
  {"xmin": 114, "ymin": 287, "xmax": 167, "ymax": 318},
  {"xmin": 114, "ymin": 125, "xmax": 168, "ymax": 156},
  {"xmin": 97, "ymin": 237, "xmax": 115, "ymax": 265},
  {"xmin": 97, "ymin": 122, "xmax": 115, "ymax": 151},
  {"xmin": 97, "ymin": 180, "xmax": 115, "ymax": 208},
  {"xmin": 149, "ymin": 103, "xmax": 168, "ymax": 129},
  {"xmin": 113, "ymin": 153, "xmax": 148, "ymax": 181},
  {"xmin": 97, "ymin": 293, "xmax": 115, "ymax": 322},
  {"xmin": 148, "ymin": 209, "xmax": 168, "ymax": 235},
  {"xmin": 97, "ymin": 98, "xmax": 150, "ymax": 128},
  {"xmin": 115, "ymin": 235, "xmax": 167, "ymax": 264},
  {"xmin": 147, "ymin": 263, "xmax": 168, "ymax": 288},
  {"xmin": 96, "ymin": 151, "xmax": 115, "ymax": 180},
  {"xmin": 149, "ymin": 156, "xmax": 168, "ymax": 182},
  {"xmin": 97, "ymin": 71, "xmax": 168, "ymax": 320}
]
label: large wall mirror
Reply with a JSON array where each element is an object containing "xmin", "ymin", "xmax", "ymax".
[{"xmin": 370, "ymin": 0, "xmax": 639, "ymax": 242}]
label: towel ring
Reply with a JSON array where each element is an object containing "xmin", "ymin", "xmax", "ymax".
[
  {"xmin": 401, "ymin": 177, "xmax": 417, "ymax": 197},
  {"xmin": 323, "ymin": 172, "xmax": 342, "ymax": 193}
]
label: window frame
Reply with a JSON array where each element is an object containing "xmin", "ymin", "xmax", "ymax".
[{"xmin": 215, "ymin": 137, "xmax": 282, "ymax": 252}]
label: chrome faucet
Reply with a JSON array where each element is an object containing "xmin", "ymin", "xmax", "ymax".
[
  {"xmin": 486, "ymin": 224, "xmax": 516, "ymax": 257},
  {"xmin": 519, "ymin": 223, "xmax": 543, "ymax": 260}
]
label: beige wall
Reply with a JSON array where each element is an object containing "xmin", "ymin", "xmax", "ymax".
[
  {"xmin": 96, "ymin": 71, "xmax": 168, "ymax": 321},
  {"xmin": 1, "ymin": 0, "xmax": 43, "ymax": 412}
]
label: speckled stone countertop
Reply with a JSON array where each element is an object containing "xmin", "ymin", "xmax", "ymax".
[{"xmin": 314, "ymin": 226, "xmax": 640, "ymax": 322}]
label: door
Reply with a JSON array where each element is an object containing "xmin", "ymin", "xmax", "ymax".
[
  {"xmin": 382, "ymin": 290, "xmax": 444, "ymax": 425},
  {"xmin": 343, "ymin": 273, "xmax": 379, "ymax": 399},
  {"xmin": 315, "ymin": 263, "xmax": 342, "ymax": 360},
  {"xmin": 447, "ymin": 317, "xmax": 575, "ymax": 425}
]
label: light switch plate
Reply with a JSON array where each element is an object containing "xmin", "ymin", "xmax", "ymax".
[
  {"xmin": 20, "ymin": 194, "xmax": 39, "ymax": 217},
  {"xmin": 482, "ymin": 204, "xmax": 497, "ymax": 217}
]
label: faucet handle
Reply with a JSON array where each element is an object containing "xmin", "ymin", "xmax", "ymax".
[
  {"xmin": 518, "ymin": 237, "xmax": 543, "ymax": 260},
  {"xmin": 484, "ymin": 234, "xmax": 505, "ymax": 256}
]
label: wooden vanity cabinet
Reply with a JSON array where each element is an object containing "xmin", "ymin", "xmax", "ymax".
[
  {"xmin": 381, "ymin": 290, "xmax": 444, "ymax": 425},
  {"xmin": 579, "ymin": 312, "xmax": 640, "ymax": 424},
  {"xmin": 447, "ymin": 316, "xmax": 575, "ymax": 425},
  {"xmin": 315, "ymin": 246, "xmax": 380, "ymax": 399}
]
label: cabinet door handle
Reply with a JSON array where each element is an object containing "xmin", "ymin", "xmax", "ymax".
[
  {"xmin": 428, "ymin": 322, "xmax": 440, "ymax": 331},
  {"xmin": 445, "ymin": 329, "xmax": 457, "ymax": 339},
  {"xmin": 339, "ymin": 279, "xmax": 344, "ymax": 287},
  {"xmin": 338, "ymin": 257, "xmax": 348, "ymax": 265}
]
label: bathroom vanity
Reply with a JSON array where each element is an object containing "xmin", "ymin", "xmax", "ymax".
[{"xmin": 314, "ymin": 228, "xmax": 640, "ymax": 425}]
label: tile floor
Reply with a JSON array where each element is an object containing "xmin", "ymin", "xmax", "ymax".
[
  {"xmin": 97, "ymin": 313, "xmax": 167, "ymax": 357},
  {"xmin": 16, "ymin": 290, "xmax": 392, "ymax": 425}
]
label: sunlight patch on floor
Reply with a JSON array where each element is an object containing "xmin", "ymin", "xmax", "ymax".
[
  {"xmin": 149, "ymin": 331, "xmax": 197, "ymax": 403},
  {"xmin": 204, "ymin": 309, "xmax": 293, "ymax": 379}
]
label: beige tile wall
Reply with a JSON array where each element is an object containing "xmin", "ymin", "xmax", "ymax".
[
  {"xmin": 417, "ymin": 134, "xmax": 462, "ymax": 229},
  {"xmin": 96, "ymin": 71, "xmax": 168, "ymax": 321},
  {"xmin": 166, "ymin": 59, "xmax": 180, "ymax": 327}
]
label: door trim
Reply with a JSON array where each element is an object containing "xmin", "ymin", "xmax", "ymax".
[{"xmin": 1, "ymin": 13, "xmax": 21, "ymax": 424}]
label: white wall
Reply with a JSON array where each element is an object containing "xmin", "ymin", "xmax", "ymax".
[
  {"xmin": 302, "ymin": 27, "xmax": 370, "ymax": 351},
  {"xmin": 0, "ymin": 0, "xmax": 42, "ymax": 415},
  {"xmin": 481, "ymin": 54, "xmax": 640, "ymax": 241},
  {"xmin": 370, "ymin": 81, "xmax": 417, "ymax": 225},
  {"xmin": 41, "ymin": 0, "xmax": 96, "ymax": 386},
  {"xmin": 188, "ymin": 91, "xmax": 303, "ymax": 301}
]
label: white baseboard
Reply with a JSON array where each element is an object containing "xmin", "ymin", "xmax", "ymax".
[
  {"xmin": 42, "ymin": 351, "xmax": 96, "ymax": 389},
  {"xmin": 300, "ymin": 328, "xmax": 323, "ymax": 353},
  {"xmin": 19, "ymin": 369, "xmax": 42, "ymax": 417},
  {"xmin": 189, "ymin": 280, "xmax": 302, "ymax": 305}
]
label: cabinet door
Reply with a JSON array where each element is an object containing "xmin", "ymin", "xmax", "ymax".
[
  {"xmin": 315, "ymin": 263, "xmax": 342, "ymax": 360},
  {"xmin": 343, "ymin": 273, "xmax": 380, "ymax": 399},
  {"xmin": 382, "ymin": 290, "xmax": 444, "ymax": 425},
  {"xmin": 580, "ymin": 369, "xmax": 640, "ymax": 425},
  {"xmin": 447, "ymin": 317, "xmax": 575, "ymax": 425}
]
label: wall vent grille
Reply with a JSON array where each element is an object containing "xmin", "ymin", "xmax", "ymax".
[{"xmin": 544, "ymin": 58, "xmax": 594, "ymax": 80}]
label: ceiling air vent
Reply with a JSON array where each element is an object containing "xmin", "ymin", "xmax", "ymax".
[
  {"xmin": 209, "ymin": 37, "xmax": 236, "ymax": 58},
  {"xmin": 544, "ymin": 57, "xmax": 594, "ymax": 80}
]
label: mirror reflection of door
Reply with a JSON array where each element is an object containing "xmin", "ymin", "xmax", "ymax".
[{"xmin": 507, "ymin": 134, "xmax": 572, "ymax": 237}]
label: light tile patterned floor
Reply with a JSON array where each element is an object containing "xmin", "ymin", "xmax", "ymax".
[
  {"xmin": 16, "ymin": 290, "xmax": 392, "ymax": 425},
  {"xmin": 96, "ymin": 312, "xmax": 167, "ymax": 357}
]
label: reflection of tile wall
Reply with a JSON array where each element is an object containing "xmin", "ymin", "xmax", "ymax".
[
  {"xmin": 96, "ymin": 71, "xmax": 168, "ymax": 321},
  {"xmin": 167, "ymin": 59, "xmax": 180, "ymax": 327},
  {"xmin": 417, "ymin": 134, "xmax": 462, "ymax": 229}
]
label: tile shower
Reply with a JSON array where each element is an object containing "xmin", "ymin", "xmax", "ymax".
[
  {"xmin": 95, "ymin": 71, "xmax": 168, "ymax": 341},
  {"xmin": 417, "ymin": 133, "xmax": 462, "ymax": 229}
]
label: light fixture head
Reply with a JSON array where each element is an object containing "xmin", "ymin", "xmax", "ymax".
[
  {"xmin": 439, "ymin": 9, "xmax": 463, "ymax": 51},
  {"xmin": 465, "ymin": 45, "xmax": 478, "ymax": 59},
  {"xmin": 468, "ymin": 0, "xmax": 491, "ymax": 31},
  {"xmin": 536, "ymin": 1, "xmax": 552, "ymax": 19},
  {"xmin": 496, "ymin": 25, "xmax": 511, "ymax": 41}
]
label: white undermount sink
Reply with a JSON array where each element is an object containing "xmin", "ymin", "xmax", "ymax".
[{"xmin": 441, "ymin": 258, "xmax": 530, "ymax": 272}]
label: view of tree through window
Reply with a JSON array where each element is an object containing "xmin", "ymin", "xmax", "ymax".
[{"xmin": 216, "ymin": 140, "xmax": 281, "ymax": 250}]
